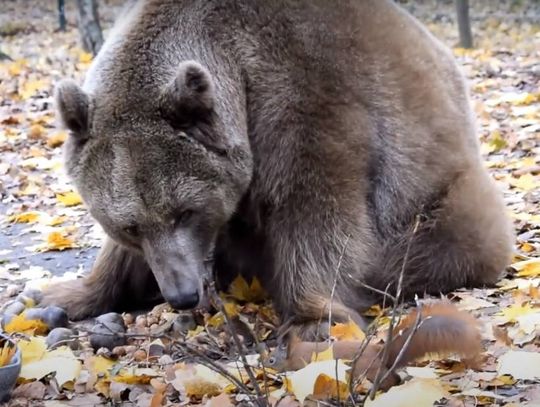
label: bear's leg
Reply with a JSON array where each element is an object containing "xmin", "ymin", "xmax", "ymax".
[
  {"xmin": 364, "ymin": 166, "xmax": 513, "ymax": 299},
  {"xmin": 41, "ymin": 237, "xmax": 161, "ymax": 320},
  {"xmin": 263, "ymin": 210, "xmax": 371, "ymax": 340}
]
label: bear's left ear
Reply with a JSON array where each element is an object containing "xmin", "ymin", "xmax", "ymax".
[{"xmin": 160, "ymin": 60, "xmax": 215, "ymax": 128}]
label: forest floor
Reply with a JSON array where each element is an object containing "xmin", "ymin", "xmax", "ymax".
[{"xmin": 0, "ymin": 0, "xmax": 539, "ymax": 406}]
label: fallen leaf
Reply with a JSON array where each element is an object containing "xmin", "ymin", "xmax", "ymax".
[
  {"xmin": 364, "ymin": 378, "xmax": 448, "ymax": 407},
  {"xmin": 205, "ymin": 392, "xmax": 234, "ymax": 407},
  {"xmin": 497, "ymin": 302, "xmax": 537, "ymax": 323},
  {"xmin": 20, "ymin": 346, "xmax": 82, "ymax": 386},
  {"xmin": 47, "ymin": 131, "xmax": 67, "ymax": 148},
  {"xmin": 312, "ymin": 373, "xmax": 349, "ymax": 401},
  {"xmin": 8, "ymin": 211, "xmax": 41, "ymax": 224},
  {"xmin": 11, "ymin": 381, "xmax": 47, "ymax": 400},
  {"xmin": 228, "ymin": 275, "xmax": 266, "ymax": 302},
  {"xmin": 512, "ymin": 258, "xmax": 540, "ymax": 278},
  {"xmin": 497, "ymin": 351, "xmax": 540, "ymax": 380},
  {"xmin": 171, "ymin": 364, "xmax": 229, "ymax": 398},
  {"xmin": 287, "ymin": 359, "xmax": 349, "ymax": 403},
  {"xmin": 330, "ymin": 320, "xmax": 366, "ymax": 341},
  {"xmin": 39, "ymin": 230, "xmax": 76, "ymax": 251},
  {"xmin": 17, "ymin": 336, "xmax": 47, "ymax": 364},
  {"xmin": 4, "ymin": 313, "xmax": 48, "ymax": 335},
  {"xmin": 56, "ymin": 191, "xmax": 83, "ymax": 207},
  {"xmin": 509, "ymin": 173, "xmax": 540, "ymax": 191}
]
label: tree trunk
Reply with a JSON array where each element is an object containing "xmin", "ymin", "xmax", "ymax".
[
  {"xmin": 455, "ymin": 0, "xmax": 473, "ymax": 48},
  {"xmin": 77, "ymin": 0, "xmax": 104, "ymax": 55},
  {"xmin": 58, "ymin": 0, "xmax": 66, "ymax": 32}
]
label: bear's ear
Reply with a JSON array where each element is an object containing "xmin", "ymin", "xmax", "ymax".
[
  {"xmin": 160, "ymin": 60, "xmax": 215, "ymax": 128},
  {"xmin": 55, "ymin": 79, "xmax": 90, "ymax": 137}
]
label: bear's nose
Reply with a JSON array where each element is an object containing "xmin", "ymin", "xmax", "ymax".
[{"xmin": 167, "ymin": 291, "xmax": 200, "ymax": 310}]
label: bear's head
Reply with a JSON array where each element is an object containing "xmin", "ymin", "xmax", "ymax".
[{"xmin": 55, "ymin": 60, "xmax": 252, "ymax": 310}]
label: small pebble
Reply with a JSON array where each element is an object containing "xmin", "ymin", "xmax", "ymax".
[
  {"xmin": 16, "ymin": 289, "xmax": 43, "ymax": 306},
  {"xmin": 96, "ymin": 312, "xmax": 126, "ymax": 329},
  {"xmin": 172, "ymin": 312, "xmax": 196, "ymax": 334},
  {"xmin": 112, "ymin": 346, "xmax": 127, "ymax": 357},
  {"xmin": 135, "ymin": 315, "xmax": 147, "ymax": 328},
  {"xmin": 147, "ymin": 316, "xmax": 158, "ymax": 326},
  {"xmin": 25, "ymin": 306, "xmax": 69, "ymax": 329},
  {"xmin": 5, "ymin": 285, "xmax": 20, "ymax": 297},
  {"xmin": 124, "ymin": 345, "xmax": 137, "ymax": 354},
  {"xmin": 89, "ymin": 322, "xmax": 126, "ymax": 351},
  {"xmin": 3, "ymin": 301, "xmax": 25, "ymax": 316},
  {"xmin": 122, "ymin": 313, "xmax": 134, "ymax": 325},
  {"xmin": 133, "ymin": 349, "xmax": 147, "ymax": 361},
  {"xmin": 46, "ymin": 327, "xmax": 78, "ymax": 350},
  {"xmin": 158, "ymin": 354, "xmax": 174, "ymax": 365}
]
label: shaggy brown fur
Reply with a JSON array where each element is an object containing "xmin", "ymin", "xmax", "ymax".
[{"xmin": 42, "ymin": 0, "xmax": 513, "ymax": 336}]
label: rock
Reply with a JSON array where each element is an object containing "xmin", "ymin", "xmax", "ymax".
[
  {"xmin": 25, "ymin": 306, "xmax": 69, "ymax": 329},
  {"xmin": 46, "ymin": 328, "xmax": 78, "ymax": 350},
  {"xmin": 172, "ymin": 312, "xmax": 196, "ymax": 334}
]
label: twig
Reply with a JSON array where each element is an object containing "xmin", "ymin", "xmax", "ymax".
[
  {"xmin": 367, "ymin": 215, "xmax": 421, "ymax": 400},
  {"xmin": 208, "ymin": 281, "xmax": 267, "ymax": 406}
]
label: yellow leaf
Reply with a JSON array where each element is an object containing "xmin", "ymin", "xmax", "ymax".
[
  {"xmin": 312, "ymin": 373, "xmax": 349, "ymax": 401},
  {"xmin": 114, "ymin": 367, "xmax": 160, "ymax": 384},
  {"xmin": 364, "ymin": 378, "xmax": 448, "ymax": 407},
  {"xmin": 207, "ymin": 312, "xmax": 225, "ymax": 328},
  {"xmin": 228, "ymin": 275, "xmax": 251, "ymax": 301},
  {"xmin": 89, "ymin": 355, "xmax": 115, "ymax": 378},
  {"xmin": 223, "ymin": 301, "xmax": 239, "ymax": 317},
  {"xmin": 330, "ymin": 320, "xmax": 366, "ymax": 341},
  {"xmin": 8, "ymin": 211, "xmax": 41, "ymax": 224},
  {"xmin": 509, "ymin": 174, "xmax": 540, "ymax": 191},
  {"xmin": 311, "ymin": 345, "xmax": 334, "ymax": 363},
  {"xmin": 487, "ymin": 130, "xmax": 507, "ymax": 152},
  {"xmin": 186, "ymin": 325, "xmax": 205, "ymax": 338},
  {"xmin": 47, "ymin": 131, "xmax": 67, "ymax": 148},
  {"xmin": 56, "ymin": 191, "xmax": 83, "ymax": 206},
  {"xmin": 363, "ymin": 304, "xmax": 384, "ymax": 317},
  {"xmin": 42, "ymin": 231, "xmax": 76, "ymax": 251},
  {"xmin": 288, "ymin": 360, "xmax": 349, "ymax": 403},
  {"xmin": 20, "ymin": 346, "xmax": 82, "ymax": 387},
  {"xmin": 19, "ymin": 79, "xmax": 48, "ymax": 100},
  {"xmin": 497, "ymin": 302, "xmax": 536, "ymax": 323},
  {"xmin": 6, "ymin": 59, "xmax": 27, "ymax": 76},
  {"xmin": 249, "ymin": 277, "xmax": 267, "ymax": 302},
  {"xmin": 28, "ymin": 124, "xmax": 46, "ymax": 140},
  {"xmin": 17, "ymin": 336, "xmax": 47, "ymax": 364},
  {"xmin": 0, "ymin": 341, "xmax": 17, "ymax": 367},
  {"xmin": 47, "ymin": 216, "xmax": 67, "ymax": 226},
  {"xmin": 79, "ymin": 51, "xmax": 93, "ymax": 63},
  {"xmin": 512, "ymin": 258, "xmax": 540, "ymax": 277},
  {"xmin": 228, "ymin": 275, "xmax": 267, "ymax": 302},
  {"xmin": 4, "ymin": 313, "xmax": 48, "ymax": 335}
]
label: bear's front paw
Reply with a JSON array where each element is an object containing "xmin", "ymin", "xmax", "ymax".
[{"xmin": 41, "ymin": 280, "xmax": 107, "ymax": 321}]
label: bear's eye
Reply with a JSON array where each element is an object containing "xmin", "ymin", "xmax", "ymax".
[
  {"xmin": 124, "ymin": 225, "xmax": 139, "ymax": 237},
  {"xmin": 174, "ymin": 209, "xmax": 195, "ymax": 228}
]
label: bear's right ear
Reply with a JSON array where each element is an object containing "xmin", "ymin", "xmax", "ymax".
[
  {"xmin": 159, "ymin": 60, "xmax": 215, "ymax": 128},
  {"xmin": 55, "ymin": 79, "xmax": 90, "ymax": 137}
]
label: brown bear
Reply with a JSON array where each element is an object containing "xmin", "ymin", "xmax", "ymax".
[{"xmin": 43, "ymin": 0, "xmax": 513, "ymax": 337}]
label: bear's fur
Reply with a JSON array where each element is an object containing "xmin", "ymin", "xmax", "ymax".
[{"xmin": 43, "ymin": 0, "xmax": 513, "ymax": 336}]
